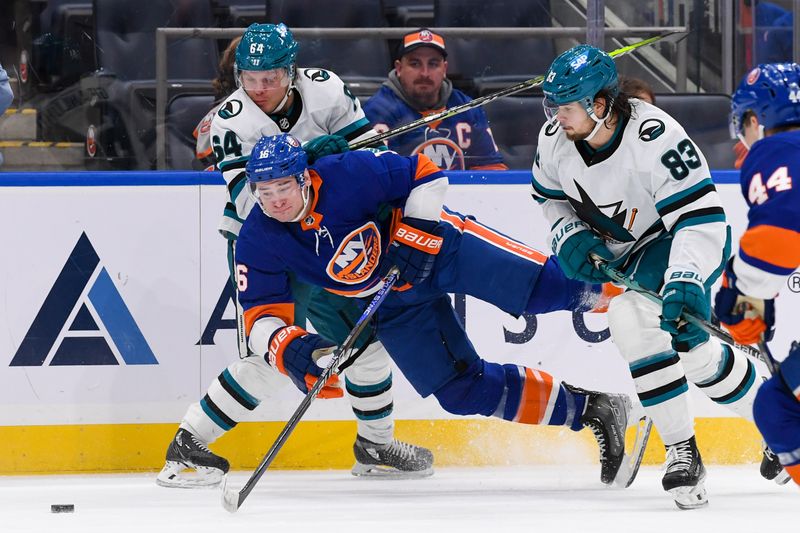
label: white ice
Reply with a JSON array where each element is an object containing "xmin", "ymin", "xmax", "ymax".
[{"xmin": 0, "ymin": 465, "xmax": 795, "ymax": 533}]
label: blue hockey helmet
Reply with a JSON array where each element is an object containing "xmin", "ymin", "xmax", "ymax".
[
  {"xmin": 542, "ymin": 45, "xmax": 618, "ymax": 122},
  {"xmin": 235, "ymin": 23, "xmax": 298, "ymax": 74},
  {"xmin": 246, "ymin": 133, "xmax": 308, "ymax": 184},
  {"xmin": 730, "ymin": 63, "xmax": 800, "ymax": 138}
]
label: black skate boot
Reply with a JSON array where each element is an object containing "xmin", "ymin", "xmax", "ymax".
[
  {"xmin": 662, "ymin": 436, "xmax": 708, "ymax": 510},
  {"xmin": 156, "ymin": 428, "xmax": 230, "ymax": 488},
  {"xmin": 352, "ymin": 436, "xmax": 434, "ymax": 478},
  {"xmin": 580, "ymin": 390, "xmax": 628, "ymax": 485},
  {"xmin": 761, "ymin": 443, "xmax": 791, "ymax": 485}
]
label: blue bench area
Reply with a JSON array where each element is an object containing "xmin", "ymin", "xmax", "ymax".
[{"xmin": 0, "ymin": 169, "xmax": 741, "ymax": 186}]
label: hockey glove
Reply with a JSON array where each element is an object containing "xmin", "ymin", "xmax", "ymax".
[
  {"xmin": 385, "ymin": 217, "xmax": 444, "ymax": 285},
  {"xmin": 660, "ymin": 271, "xmax": 710, "ymax": 352},
  {"xmin": 556, "ymin": 230, "xmax": 613, "ymax": 283},
  {"xmin": 714, "ymin": 259, "xmax": 775, "ymax": 345},
  {"xmin": 303, "ymin": 134, "xmax": 350, "ymax": 164},
  {"xmin": 268, "ymin": 326, "xmax": 343, "ymax": 398}
]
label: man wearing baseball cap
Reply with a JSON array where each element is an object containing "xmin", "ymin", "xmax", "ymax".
[{"xmin": 364, "ymin": 28, "xmax": 507, "ymax": 170}]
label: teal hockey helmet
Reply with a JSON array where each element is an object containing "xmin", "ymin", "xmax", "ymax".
[
  {"xmin": 235, "ymin": 23, "xmax": 298, "ymax": 74},
  {"xmin": 542, "ymin": 45, "xmax": 618, "ymax": 122}
]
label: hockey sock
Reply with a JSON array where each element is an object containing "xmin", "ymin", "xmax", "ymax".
[
  {"xmin": 683, "ymin": 339, "xmax": 760, "ymax": 422},
  {"xmin": 492, "ymin": 364, "xmax": 587, "ymax": 430},
  {"xmin": 343, "ymin": 342, "xmax": 395, "ymax": 445}
]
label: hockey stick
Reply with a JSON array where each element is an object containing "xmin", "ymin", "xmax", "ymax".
[
  {"xmin": 590, "ymin": 258, "xmax": 770, "ymax": 365},
  {"xmin": 221, "ymin": 267, "xmax": 400, "ymax": 513},
  {"xmin": 349, "ymin": 31, "xmax": 686, "ymax": 151}
]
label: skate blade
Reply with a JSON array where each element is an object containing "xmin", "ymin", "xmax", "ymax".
[
  {"xmin": 156, "ymin": 462, "xmax": 225, "ymax": 489},
  {"xmin": 668, "ymin": 481, "xmax": 709, "ymax": 510},
  {"xmin": 351, "ymin": 462, "xmax": 434, "ymax": 479},
  {"xmin": 613, "ymin": 414, "xmax": 653, "ymax": 488},
  {"xmin": 774, "ymin": 469, "xmax": 792, "ymax": 486}
]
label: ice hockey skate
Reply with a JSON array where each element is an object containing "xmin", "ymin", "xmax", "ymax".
[
  {"xmin": 156, "ymin": 428, "xmax": 230, "ymax": 488},
  {"xmin": 662, "ymin": 436, "xmax": 708, "ymax": 510},
  {"xmin": 761, "ymin": 443, "xmax": 791, "ymax": 485},
  {"xmin": 568, "ymin": 385, "xmax": 652, "ymax": 487},
  {"xmin": 352, "ymin": 436, "xmax": 434, "ymax": 478}
]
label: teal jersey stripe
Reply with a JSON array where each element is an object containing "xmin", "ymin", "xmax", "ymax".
[
  {"xmin": 530, "ymin": 173, "xmax": 567, "ymax": 200},
  {"xmin": 655, "ymin": 177, "xmax": 715, "ymax": 212},
  {"xmin": 671, "ymin": 213, "xmax": 727, "ymax": 234},
  {"xmin": 334, "ymin": 118, "xmax": 370, "ymax": 138},
  {"xmin": 218, "ymin": 155, "xmax": 249, "ymax": 172}
]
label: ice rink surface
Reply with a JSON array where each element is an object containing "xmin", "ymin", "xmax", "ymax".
[{"xmin": 1, "ymin": 465, "xmax": 795, "ymax": 532}]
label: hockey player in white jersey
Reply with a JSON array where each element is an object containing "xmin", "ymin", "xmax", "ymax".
[
  {"xmin": 531, "ymin": 45, "xmax": 768, "ymax": 510},
  {"xmin": 157, "ymin": 23, "xmax": 433, "ymax": 488}
]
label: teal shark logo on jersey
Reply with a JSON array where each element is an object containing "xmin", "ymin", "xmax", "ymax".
[
  {"xmin": 638, "ymin": 119, "xmax": 666, "ymax": 141},
  {"xmin": 218, "ymin": 99, "xmax": 243, "ymax": 119},
  {"xmin": 568, "ymin": 181, "xmax": 635, "ymax": 243}
]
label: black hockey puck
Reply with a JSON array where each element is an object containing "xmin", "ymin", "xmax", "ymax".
[{"xmin": 51, "ymin": 504, "xmax": 74, "ymax": 513}]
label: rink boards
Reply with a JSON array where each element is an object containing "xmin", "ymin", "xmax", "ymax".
[{"xmin": 0, "ymin": 170, "xmax": 796, "ymax": 474}]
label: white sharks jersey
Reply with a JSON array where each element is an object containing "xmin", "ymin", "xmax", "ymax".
[
  {"xmin": 211, "ymin": 68, "xmax": 375, "ymax": 239},
  {"xmin": 532, "ymin": 99, "xmax": 728, "ymax": 285}
]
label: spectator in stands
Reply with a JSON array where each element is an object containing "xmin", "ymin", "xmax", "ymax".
[
  {"xmin": 619, "ymin": 76, "xmax": 655, "ymax": 105},
  {"xmin": 0, "ymin": 62, "xmax": 13, "ymax": 167},
  {"xmin": 745, "ymin": 0, "xmax": 793, "ymax": 64},
  {"xmin": 363, "ymin": 28, "xmax": 507, "ymax": 171},
  {"xmin": 194, "ymin": 37, "xmax": 241, "ymax": 169}
]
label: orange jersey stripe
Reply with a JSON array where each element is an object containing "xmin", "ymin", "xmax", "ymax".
[
  {"xmin": 463, "ymin": 218, "xmax": 548, "ymax": 264},
  {"xmin": 414, "ymin": 153, "xmax": 443, "ymax": 181},
  {"xmin": 439, "ymin": 210, "xmax": 465, "ymax": 231},
  {"xmin": 740, "ymin": 225, "xmax": 800, "ymax": 270},
  {"xmin": 515, "ymin": 367, "xmax": 553, "ymax": 424},
  {"xmin": 243, "ymin": 303, "xmax": 294, "ymax": 335}
]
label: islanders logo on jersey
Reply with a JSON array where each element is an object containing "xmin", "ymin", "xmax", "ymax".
[
  {"xmin": 412, "ymin": 136, "xmax": 466, "ymax": 170},
  {"xmin": 326, "ymin": 222, "xmax": 382, "ymax": 284}
]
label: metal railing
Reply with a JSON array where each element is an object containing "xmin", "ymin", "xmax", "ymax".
[{"xmin": 155, "ymin": 26, "xmax": 687, "ymax": 169}]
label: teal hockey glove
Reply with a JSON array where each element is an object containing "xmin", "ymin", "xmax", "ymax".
[
  {"xmin": 660, "ymin": 271, "xmax": 710, "ymax": 352},
  {"xmin": 303, "ymin": 134, "xmax": 350, "ymax": 164},
  {"xmin": 557, "ymin": 230, "xmax": 613, "ymax": 283}
]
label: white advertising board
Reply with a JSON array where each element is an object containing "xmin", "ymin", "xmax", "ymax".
[{"xmin": 0, "ymin": 175, "xmax": 796, "ymax": 426}]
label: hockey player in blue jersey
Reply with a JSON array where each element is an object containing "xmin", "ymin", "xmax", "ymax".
[
  {"xmin": 363, "ymin": 28, "xmax": 507, "ymax": 171},
  {"xmin": 716, "ymin": 62, "xmax": 800, "ymax": 486},
  {"xmin": 532, "ymin": 45, "xmax": 774, "ymax": 509},
  {"xmin": 233, "ymin": 132, "xmax": 652, "ymax": 489},
  {"xmin": 158, "ymin": 23, "xmax": 432, "ymax": 488}
]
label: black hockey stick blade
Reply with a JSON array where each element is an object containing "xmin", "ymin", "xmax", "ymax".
[
  {"xmin": 349, "ymin": 30, "xmax": 685, "ymax": 151},
  {"xmin": 221, "ymin": 268, "xmax": 400, "ymax": 513}
]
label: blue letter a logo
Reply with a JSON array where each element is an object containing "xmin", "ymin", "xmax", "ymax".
[{"xmin": 10, "ymin": 232, "xmax": 157, "ymax": 366}]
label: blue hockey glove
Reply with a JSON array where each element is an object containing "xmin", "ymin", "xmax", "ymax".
[
  {"xmin": 714, "ymin": 258, "xmax": 775, "ymax": 345},
  {"xmin": 385, "ymin": 217, "xmax": 444, "ymax": 285},
  {"xmin": 556, "ymin": 229, "xmax": 613, "ymax": 283},
  {"xmin": 267, "ymin": 326, "xmax": 342, "ymax": 398},
  {"xmin": 303, "ymin": 134, "xmax": 350, "ymax": 164},
  {"xmin": 660, "ymin": 271, "xmax": 710, "ymax": 352}
]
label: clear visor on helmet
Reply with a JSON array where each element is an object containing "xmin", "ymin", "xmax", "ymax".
[
  {"xmin": 249, "ymin": 174, "xmax": 304, "ymax": 204},
  {"xmin": 542, "ymin": 96, "xmax": 593, "ymax": 125},
  {"xmin": 239, "ymin": 67, "xmax": 291, "ymax": 91}
]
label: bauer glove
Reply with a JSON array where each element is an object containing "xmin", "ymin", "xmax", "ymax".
[
  {"xmin": 268, "ymin": 326, "xmax": 342, "ymax": 398},
  {"xmin": 385, "ymin": 217, "xmax": 444, "ymax": 285},
  {"xmin": 714, "ymin": 258, "xmax": 775, "ymax": 345},
  {"xmin": 660, "ymin": 270, "xmax": 710, "ymax": 352},
  {"xmin": 556, "ymin": 229, "xmax": 613, "ymax": 283}
]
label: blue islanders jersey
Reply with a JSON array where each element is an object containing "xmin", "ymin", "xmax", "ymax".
[
  {"xmin": 733, "ymin": 129, "xmax": 800, "ymax": 298},
  {"xmin": 363, "ymin": 86, "xmax": 506, "ymax": 170},
  {"xmin": 236, "ymin": 150, "xmax": 445, "ymax": 332}
]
